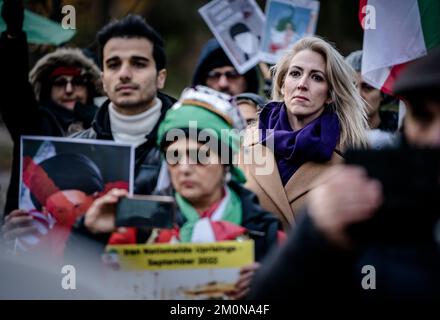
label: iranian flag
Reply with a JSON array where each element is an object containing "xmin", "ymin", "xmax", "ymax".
[{"xmin": 360, "ymin": 0, "xmax": 440, "ymax": 94}]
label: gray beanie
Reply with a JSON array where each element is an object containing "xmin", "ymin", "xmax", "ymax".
[{"xmin": 345, "ymin": 50, "xmax": 363, "ymax": 72}]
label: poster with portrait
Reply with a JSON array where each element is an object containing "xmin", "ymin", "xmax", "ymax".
[
  {"xmin": 261, "ymin": 0, "xmax": 320, "ymax": 64},
  {"xmin": 102, "ymin": 240, "xmax": 254, "ymax": 300},
  {"xmin": 18, "ymin": 136, "xmax": 135, "ymax": 256},
  {"xmin": 199, "ymin": 0, "xmax": 265, "ymax": 74}
]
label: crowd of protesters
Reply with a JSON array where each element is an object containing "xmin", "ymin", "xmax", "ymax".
[{"xmin": 0, "ymin": 0, "xmax": 439, "ymax": 302}]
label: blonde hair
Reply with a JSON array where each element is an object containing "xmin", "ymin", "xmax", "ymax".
[{"xmin": 271, "ymin": 36, "xmax": 369, "ymax": 150}]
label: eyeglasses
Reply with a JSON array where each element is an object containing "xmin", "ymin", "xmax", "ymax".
[
  {"xmin": 52, "ymin": 77, "xmax": 87, "ymax": 88},
  {"xmin": 206, "ymin": 70, "xmax": 241, "ymax": 81},
  {"xmin": 165, "ymin": 148, "xmax": 218, "ymax": 166}
]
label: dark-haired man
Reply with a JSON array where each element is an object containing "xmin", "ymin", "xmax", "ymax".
[
  {"xmin": 3, "ymin": 15, "xmax": 176, "ymax": 243},
  {"xmin": 74, "ymin": 14, "xmax": 176, "ymax": 195}
]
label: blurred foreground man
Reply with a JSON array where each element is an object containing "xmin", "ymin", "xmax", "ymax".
[{"xmin": 249, "ymin": 48, "xmax": 440, "ymax": 303}]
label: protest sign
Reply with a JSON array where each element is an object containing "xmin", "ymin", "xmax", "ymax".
[
  {"xmin": 17, "ymin": 136, "xmax": 134, "ymax": 256},
  {"xmin": 261, "ymin": 0, "xmax": 319, "ymax": 64},
  {"xmin": 103, "ymin": 240, "xmax": 254, "ymax": 299},
  {"xmin": 199, "ymin": 0, "xmax": 265, "ymax": 74}
]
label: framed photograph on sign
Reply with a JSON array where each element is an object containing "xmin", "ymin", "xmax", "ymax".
[
  {"xmin": 18, "ymin": 136, "xmax": 134, "ymax": 256},
  {"xmin": 260, "ymin": 0, "xmax": 320, "ymax": 64},
  {"xmin": 199, "ymin": 0, "xmax": 265, "ymax": 74}
]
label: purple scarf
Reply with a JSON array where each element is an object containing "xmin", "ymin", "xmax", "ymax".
[{"xmin": 259, "ymin": 102, "xmax": 340, "ymax": 185}]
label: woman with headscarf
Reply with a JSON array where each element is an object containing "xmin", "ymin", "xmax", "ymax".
[{"xmin": 83, "ymin": 86, "xmax": 283, "ymax": 299}]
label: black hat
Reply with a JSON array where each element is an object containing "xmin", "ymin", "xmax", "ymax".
[
  {"xmin": 31, "ymin": 153, "xmax": 104, "ymax": 210},
  {"xmin": 235, "ymin": 92, "xmax": 267, "ymax": 110},
  {"xmin": 229, "ymin": 23, "xmax": 250, "ymax": 39},
  {"xmin": 192, "ymin": 38, "xmax": 260, "ymax": 94},
  {"xmin": 393, "ymin": 47, "xmax": 440, "ymax": 100}
]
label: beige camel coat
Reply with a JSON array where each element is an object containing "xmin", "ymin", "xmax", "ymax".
[{"xmin": 239, "ymin": 127, "xmax": 343, "ymax": 231}]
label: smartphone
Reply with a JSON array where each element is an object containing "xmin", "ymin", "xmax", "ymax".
[{"xmin": 115, "ymin": 195, "xmax": 176, "ymax": 229}]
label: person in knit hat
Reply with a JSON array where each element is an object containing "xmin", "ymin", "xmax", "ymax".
[
  {"xmin": 345, "ymin": 50, "xmax": 398, "ymax": 149},
  {"xmin": 235, "ymin": 92, "xmax": 267, "ymax": 125},
  {"xmin": 28, "ymin": 49, "xmax": 102, "ymax": 129},
  {"xmin": 192, "ymin": 38, "xmax": 260, "ymax": 96},
  {"xmin": 0, "ymin": 0, "xmax": 103, "ymax": 216},
  {"xmin": 0, "ymin": 0, "xmax": 103, "ymax": 137},
  {"xmin": 83, "ymin": 86, "xmax": 283, "ymax": 299}
]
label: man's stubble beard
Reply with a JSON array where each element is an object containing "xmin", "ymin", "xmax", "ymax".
[{"xmin": 115, "ymin": 96, "xmax": 155, "ymax": 114}]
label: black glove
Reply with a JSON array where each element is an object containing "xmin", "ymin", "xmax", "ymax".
[
  {"xmin": 73, "ymin": 102, "xmax": 99, "ymax": 128},
  {"xmin": 1, "ymin": 0, "xmax": 25, "ymax": 37}
]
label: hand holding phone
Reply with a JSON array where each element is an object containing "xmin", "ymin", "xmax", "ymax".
[{"xmin": 115, "ymin": 195, "xmax": 176, "ymax": 229}]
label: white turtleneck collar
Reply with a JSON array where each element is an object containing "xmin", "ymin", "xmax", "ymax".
[{"xmin": 108, "ymin": 98, "xmax": 162, "ymax": 147}]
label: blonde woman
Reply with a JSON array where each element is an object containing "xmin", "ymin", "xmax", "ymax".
[{"xmin": 240, "ymin": 36, "xmax": 368, "ymax": 230}]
